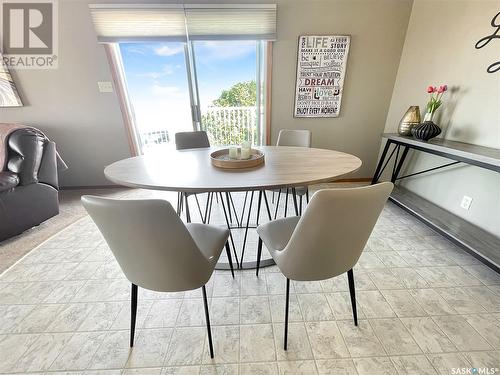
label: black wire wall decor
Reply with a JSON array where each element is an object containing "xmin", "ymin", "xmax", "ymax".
[{"xmin": 475, "ymin": 11, "xmax": 500, "ymax": 74}]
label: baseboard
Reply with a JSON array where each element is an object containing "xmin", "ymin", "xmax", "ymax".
[
  {"xmin": 332, "ymin": 178, "xmax": 371, "ymax": 183},
  {"xmin": 390, "ymin": 186, "xmax": 500, "ymax": 273}
]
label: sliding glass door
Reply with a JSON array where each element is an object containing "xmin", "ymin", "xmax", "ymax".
[
  {"xmin": 193, "ymin": 40, "xmax": 264, "ymax": 146},
  {"xmin": 119, "ymin": 42, "xmax": 193, "ymax": 153},
  {"xmin": 118, "ymin": 40, "xmax": 267, "ymax": 154}
]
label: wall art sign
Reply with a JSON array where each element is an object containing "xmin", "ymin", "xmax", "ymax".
[
  {"xmin": 294, "ymin": 35, "xmax": 350, "ymax": 118},
  {"xmin": 475, "ymin": 11, "xmax": 500, "ymax": 74}
]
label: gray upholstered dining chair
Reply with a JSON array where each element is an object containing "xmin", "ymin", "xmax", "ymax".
[
  {"xmin": 175, "ymin": 131, "xmax": 210, "ymax": 222},
  {"xmin": 256, "ymin": 182, "xmax": 393, "ymax": 350},
  {"xmin": 175, "ymin": 130, "xmax": 211, "ymax": 150},
  {"xmin": 273, "ymin": 129, "xmax": 312, "ymax": 217},
  {"xmin": 81, "ymin": 195, "xmax": 235, "ymax": 358}
]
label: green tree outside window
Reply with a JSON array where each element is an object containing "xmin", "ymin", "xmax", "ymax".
[{"xmin": 202, "ymin": 81, "xmax": 258, "ymax": 145}]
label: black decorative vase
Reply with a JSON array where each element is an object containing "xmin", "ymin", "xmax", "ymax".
[{"xmin": 411, "ymin": 120, "xmax": 441, "ymax": 141}]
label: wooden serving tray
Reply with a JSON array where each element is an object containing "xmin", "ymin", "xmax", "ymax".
[{"xmin": 211, "ymin": 148, "xmax": 265, "ymax": 169}]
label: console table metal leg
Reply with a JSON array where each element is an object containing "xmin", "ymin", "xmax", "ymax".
[
  {"xmin": 392, "ymin": 146, "xmax": 410, "ymax": 182},
  {"xmin": 371, "ymin": 139, "xmax": 393, "ymax": 184}
]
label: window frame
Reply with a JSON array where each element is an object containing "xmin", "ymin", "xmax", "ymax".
[{"xmin": 105, "ymin": 40, "xmax": 273, "ymax": 154}]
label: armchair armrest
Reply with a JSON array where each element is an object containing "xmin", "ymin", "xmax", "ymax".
[{"xmin": 38, "ymin": 140, "xmax": 60, "ymax": 189}]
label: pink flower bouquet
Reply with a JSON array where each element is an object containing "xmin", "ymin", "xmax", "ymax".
[{"xmin": 424, "ymin": 85, "xmax": 447, "ymax": 121}]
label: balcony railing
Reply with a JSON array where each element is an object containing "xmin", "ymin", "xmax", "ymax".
[
  {"xmin": 138, "ymin": 106, "xmax": 259, "ymax": 151},
  {"xmin": 201, "ymin": 106, "xmax": 258, "ymax": 146},
  {"xmin": 140, "ymin": 129, "xmax": 170, "ymax": 150}
]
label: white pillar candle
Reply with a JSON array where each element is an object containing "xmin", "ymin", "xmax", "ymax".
[
  {"xmin": 228, "ymin": 146, "xmax": 238, "ymax": 159},
  {"xmin": 242, "ymin": 141, "xmax": 251, "ymax": 151},
  {"xmin": 240, "ymin": 147, "xmax": 251, "ymax": 160}
]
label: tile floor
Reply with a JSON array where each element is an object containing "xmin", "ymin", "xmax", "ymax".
[{"xmin": 0, "ymin": 190, "xmax": 499, "ymax": 374}]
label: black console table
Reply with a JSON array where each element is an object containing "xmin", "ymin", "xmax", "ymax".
[{"xmin": 372, "ymin": 133, "xmax": 500, "ymax": 272}]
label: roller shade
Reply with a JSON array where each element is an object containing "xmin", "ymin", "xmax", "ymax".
[
  {"xmin": 184, "ymin": 4, "xmax": 277, "ymax": 41},
  {"xmin": 89, "ymin": 4, "xmax": 277, "ymax": 43},
  {"xmin": 89, "ymin": 5, "xmax": 186, "ymax": 42}
]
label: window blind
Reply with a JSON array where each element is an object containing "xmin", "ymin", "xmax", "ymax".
[
  {"xmin": 89, "ymin": 4, "xmax": 277, "ymax": 43},
  {"xmin": 89, "ymin": 5, "xmax": 186, "ymax": 42},
  {"xmin": 184, "ymin": 5, "xmax": 277, "ymax": 41}
]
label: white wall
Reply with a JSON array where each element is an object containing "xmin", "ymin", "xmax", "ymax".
[
  {"xmin": 1, "ymin": 0, "xmax": 413, "ymax": 186},
  {"xmin": 383, "ymin": 0, "xmax": 500, "ymax": 236}
]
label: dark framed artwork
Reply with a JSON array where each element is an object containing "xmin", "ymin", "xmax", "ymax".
[{"xmin": 0, "ymin": 56, "xmax": 23, "ymax": 107}]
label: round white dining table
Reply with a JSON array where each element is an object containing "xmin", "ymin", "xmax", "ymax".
[{"xmin": 104, "ymin": 146, "xmax": 362, "ymax": 269}]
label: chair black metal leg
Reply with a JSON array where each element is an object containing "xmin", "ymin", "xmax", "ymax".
[
  {"xmin": 284, "ymin": 189, "xmax": 289, "ymax": 217},
  {"xmin": 306, "ymin": 189, "xmax": 309, "ymax": 204},
  {"xmin": 347, "ymin": 269, "xmax": 358, "ymax": 326},
  {"xmin": 284, "ymin": 278, "xmax": 290, "ymax": 351},
  {"xmin": 263, "ymin": 190, "xmax": 272, "ymax": 220},
  {"xmin": 207, "ymin": 192, "xmax": 214, "ymax": 224},
  {"xmin": 204, "ymin": 192, "xmax": 211, "ymax": 224},
  {"xmin": 292, "ymin": 188, "xmax": 299, "ymax": 216},
  {"xmin": 225, "ymin": 241, "xmax": 235, "ymax": 278},
  {"xmin": 202, "ymin": 285, "xmax": 214, "ymax": 358},
  {"xmin": 299, "ymin": 195, "xmax": 303, "ymax": 216},
  {"xmin": 274, "ymin": 190, "xmax": 281, "ymax": 219},
  {"xmin": 256, "ymin": 237, "xmax": 263, "ymax": 276},
  {"xmin": 176, "ymin": 192, "xmax": 182, "ymax": 215},
  {"xmin": 184, "ymin": 193, "xmax": 191, "ymax": 223},
  {"xmin": 130, "ymin": 283, "xmax": 138, "ymax": 347}
]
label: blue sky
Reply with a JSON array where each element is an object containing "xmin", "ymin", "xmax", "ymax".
[{"xmin": 119, "ymin": 41, "xmax": 256, "ymax": 134}]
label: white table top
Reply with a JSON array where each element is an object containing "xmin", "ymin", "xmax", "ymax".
[{"xmin": 104, "ymin": 146, "xmax": 362, "ymax": 192}]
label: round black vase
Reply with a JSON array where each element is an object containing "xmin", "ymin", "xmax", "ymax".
[{"xmin": 411, "ymin": 121, "xmax": 441, "ymax": 141}]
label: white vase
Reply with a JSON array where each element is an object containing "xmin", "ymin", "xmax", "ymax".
[{"xmin": 423, "ymin": 112, "xmax": 434, "ymax": 122}]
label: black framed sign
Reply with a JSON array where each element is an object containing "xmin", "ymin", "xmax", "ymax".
[{"xmin": 294, "ymin": 35, "xmax": 350, "ymax": 118}]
